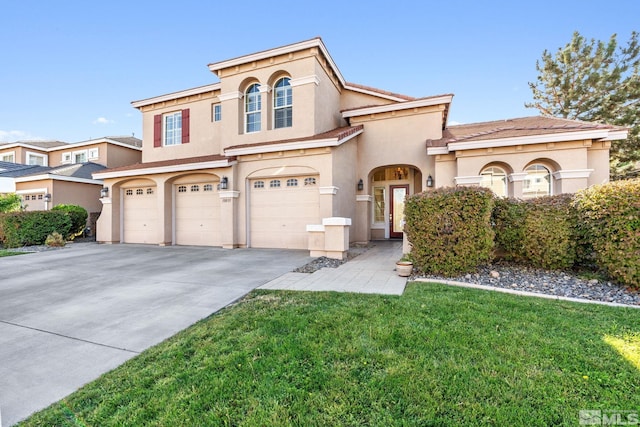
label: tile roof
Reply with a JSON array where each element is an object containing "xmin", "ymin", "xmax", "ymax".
[
  {"xmin": 104, "ymin": 136, "xmax": 143, "ymax": 147},
  {"xmin": 427, "ymin": 116, "xmax": 626, "ymax": 147},
  {"xmin": 0, "ymin": 163, "xmax": 52, "ymax": 177},
  {"xmin": 97, "ymin": 154, "xmax": 233, "ymax": 174},
  {"xmin": 0, "ymin": 140, "xmax": 68, "ymax": 149},
  {"xmin": 225, "ymin": 125, "xmax": 364, "ymax": 152},
  {"xmin": 47, "ymin": 162, "xmax": 107, "ymax": 180},
  {"xmin": 345, "ymin": 82, "xmax": 416, "ymax": 101}
]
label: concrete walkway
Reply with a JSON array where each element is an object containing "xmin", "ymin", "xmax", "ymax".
[{"xmin": 260, "ymin": 240, "xmax": 407, "ymax": 295}]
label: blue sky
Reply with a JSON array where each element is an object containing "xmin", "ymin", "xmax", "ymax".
[{"xmin": 1, "ymin": 0, "xmax": 638, "ymax": 143}]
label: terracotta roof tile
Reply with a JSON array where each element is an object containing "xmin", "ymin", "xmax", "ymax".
[
  {"xmin": 345, "ymin": 82, "xmax": 416, "ymax": 100},
  {"xmin": 98, "ymin": 154, "xmax": 233, "ymax": 174},
  {"xmin": 225, "ymin": 125, "xmax": 363, "ymax": 151},
  {"xmin": 427, "ymin": 116, "xmax": 626, "ymax": 147}
]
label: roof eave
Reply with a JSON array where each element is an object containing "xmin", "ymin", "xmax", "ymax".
[
  {"xmin": 225, "ymin": 129, "xmax": 363, "ymax": 156},
  {"xmin": 131, "ymin": 83, "xmax": 222, "ymax": 109},
  {"xmin": 341, "ymin": 95, "xmax": 453, "ymax": 119},
  {"xmin": 208, "ymin": 38, "xmax": 346, "ymax": 87},
  {"xmin": 93, "ymin": 159, "xmax": 237, "ymax": 180}
]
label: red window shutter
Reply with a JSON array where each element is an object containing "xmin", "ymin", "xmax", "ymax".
[
  {"xmin": 153, "ymin": 114, "xmax": 162, "ymax": 147},
  {"xmin": 182, "ymin": 109, "xmax": 190, "ymax": 144}
]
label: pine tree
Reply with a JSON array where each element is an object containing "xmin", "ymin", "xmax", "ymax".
[{"xmin": 526, "ymin": 31, "xmax": 640, "ymax": 179}]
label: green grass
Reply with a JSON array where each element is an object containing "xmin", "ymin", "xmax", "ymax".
[
  {"xmin": 0, "ymin": 249, "xmax": 26, "ymax": 257},
  {"xmin": 20, "ymin": 283, "xmax": 640, "ymax": 426}
]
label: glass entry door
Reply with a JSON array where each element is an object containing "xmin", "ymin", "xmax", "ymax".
[{"xmin": 389, "ymin": 185, "xmax": 409, "ymax": 239}]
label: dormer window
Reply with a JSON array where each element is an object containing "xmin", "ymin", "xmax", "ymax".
[
  {"xmin": 245, "ymin": 83, "xmax": 261, "ymax": 133},
  {"xmin": 274, "ymin": 77, "xmax": 292, "ymax": 129}
]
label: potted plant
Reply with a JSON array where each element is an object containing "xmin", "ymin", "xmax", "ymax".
[{"xmin": 395, "ymin": 254, "xmax": 413, "ymax": 277}]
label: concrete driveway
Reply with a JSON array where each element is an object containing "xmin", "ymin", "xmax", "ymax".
[{"xmin": 0, "ymin": 242, "xmax": 311, "ymax": 426}]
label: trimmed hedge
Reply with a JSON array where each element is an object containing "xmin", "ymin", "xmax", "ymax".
[
  {"xmin": 404, "ymin": 186, "xmax": 495, "ymax": 277},
  {"xmin": 52, "ymin": 204, "xmax": 88, "ymax": 238},
  {"xmin": 0, "ymin": 211, "xmax": 72, "ymax": 248},
  {"xmin": 493, "ymin": 195, "xmax": 577, "ymax": 270},
  {"xmin": 0, "ymin": 193, "xmax": 22, "ymax": 213},
  {"xmin": 573, "ymin": 179, "xmax": 640, "ymax": 288}
]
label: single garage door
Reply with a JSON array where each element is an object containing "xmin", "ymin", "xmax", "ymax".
[
  {"xmin": 123, "ymin": 187, "xmax": 157, "ymax": 244},
  {"xmin": 175, "ymin": 182, "xmax": 221, "ymax": 246},
  {"xmin": 250, "ymin": 176, "xmax": 320, "ymax": 249}
]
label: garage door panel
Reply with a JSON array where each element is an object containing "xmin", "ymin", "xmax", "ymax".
[
  {"xmin": 175, "ymin": 183, "xmax": 221, "ymax": 246},
  {"xmin": 250, "ymin": 176, "xmax": 319, "ymax": 249},
  {"xmin": 123, "ymin": 189, "xmax": 157, "ymax": 244}
]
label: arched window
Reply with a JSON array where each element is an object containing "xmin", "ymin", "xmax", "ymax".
[
  {"xmin": 480, "ymin": 166, "xmax": 507, "ymax": 197},
  {"xmin": 523, "ymin": 164, "xmax": 551, "ymax": 199},
  {"xmin": 245, "ymin": 83, "xmax": 261, "ymax": 133},
  {"xmin": 273, "ymin": 77, "xmax": 292, "ymax": 129}
]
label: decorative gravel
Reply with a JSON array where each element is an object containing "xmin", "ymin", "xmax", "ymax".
[
  {"xmin": 293, "ymin": 244, "xmax": 373, "ymax": 273},
  {"xmin": 418, "ymin": 260, "xmax": 640, "ymax": 307}
]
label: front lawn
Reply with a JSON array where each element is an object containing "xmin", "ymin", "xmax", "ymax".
[
  {"xmin": 20, "ymin": 283, "xmax": 640, "ymax": 426},
  {"xmin": 0, "ymin": 249, "xmax": 26, "ymax": 257}
]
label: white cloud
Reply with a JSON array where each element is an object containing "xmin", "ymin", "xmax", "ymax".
[
  {"xmin": 93, "ymin": 117, "xmax": 115, "ymax": 125},
  {"xmin": 0, "ymin": 130, "xmax": 33, "ymax": 142},
  {"xmin": 448, "ymin": 120, "xmax": 464, "ymax": 126}
]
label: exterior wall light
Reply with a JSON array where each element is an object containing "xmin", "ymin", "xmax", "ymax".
[
  {"xmin": 357, "ymin": 179, "xmax": 364, "ymax": 191},
  {"xmin": 427, "ymin": 175, "xmax": 434, "ymax": 188},
  {"xmin": 100, "ymin": 187, "xmax": 109, "ymax": 198},
  {"xmin": 219, "ymin": 176, "xmax": 228, "ymax": 190},
  {"xmin": 43, "ymin": 193, "xmax": 52, "ymax": 203}
]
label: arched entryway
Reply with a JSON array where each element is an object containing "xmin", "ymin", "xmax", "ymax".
[{"xmin": 368, "ymin": 165, "xmax": 422, "ymax": 240}]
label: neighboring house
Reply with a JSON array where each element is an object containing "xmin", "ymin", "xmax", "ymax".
[
  {"xmin": 0, "ymin": 136, "xmax": 141, "ymax": 212},
  {"xmin": 93, "ymin": 37, "xmax": 627, "ymax": 250}
]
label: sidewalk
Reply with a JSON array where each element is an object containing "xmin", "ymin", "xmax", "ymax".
[{"xmin": 260, "ymin": 240, "xmax": 407, "ymax": 295}]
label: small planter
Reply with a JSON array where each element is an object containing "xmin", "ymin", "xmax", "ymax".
[{"xmin": 395, "ymin": 261, "xmax": 413, "ymax": 277}]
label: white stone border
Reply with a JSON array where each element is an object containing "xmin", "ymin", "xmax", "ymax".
[{"xmin": 413, "ymin": 278, "xmax": 640, "ymax": 309}]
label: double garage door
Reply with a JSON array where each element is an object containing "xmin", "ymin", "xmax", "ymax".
[
  {"xmin": 249, "ymin": 175, "xmax": 320, "ymax": 249},
  {"xmin": 122, "ymin": 182, "xmax": 220, "ymax": 246},
  {"xmin": 122, "ymin": 175, "xmax": 319, "ymax": 249}
]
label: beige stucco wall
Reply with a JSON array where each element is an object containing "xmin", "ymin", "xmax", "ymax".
[
  {"xmin": 0, "ymin": 147, "xmax": 48, "ymax": 164},
  {"xmin": 47, "ymin": 142, "xmax": 141, "ymax": 168},
  {"xmin": 139, "ymin": 91, "xmax": 221, "ymax": 163},
  {"xmin": 587, "ymin": 141, "xmax": 611, "ymax": 185},
  {"xmin": 353, "ymin": 107, "xmax": 443, "ymax": 193},
  {"xmin": 16, "ymin": 179, "xmax": 102, "ymax": 213}
]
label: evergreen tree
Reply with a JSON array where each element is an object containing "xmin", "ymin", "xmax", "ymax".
[{"xmin": 526, "ymin": 31, "xmax": 640, "ymax": 179}]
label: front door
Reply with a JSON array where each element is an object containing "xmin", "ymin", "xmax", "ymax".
[{"xmin": 389, "ymin": 185, "xmax": 409, "ymax": 239}]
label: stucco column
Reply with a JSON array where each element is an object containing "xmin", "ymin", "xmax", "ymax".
[
  {"xmin": 319, "ymin": 186, "xmax": 338, "ymax": 220},
  {"xmin": 157, "ymin": 179, "xmax": 171, "ymax": 246},
  {"xmin": 508, "ymin": 173, "xmax": 528, "ymax": 198},
  {"xmin": 96, "ymin": 192, "xmax": 118, "ymax": 243},
  {"xmin": 553, "ymin": 170, "xmax": 593, "ymax": 194},
  {"xmin": 355, "ymin": 195, "xmax": 371, "ymax": 244},
  {"xmin": 219, "ymin": 190, "xmax": 239, "ymax": 248}
]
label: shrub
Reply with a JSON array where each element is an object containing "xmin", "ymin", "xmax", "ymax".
[
  {"xmin": 0, "ymin": 193, "xmax": 22, "ymax": 213},
  {"xmin": 573, "ymin": 179, "xmax": 640, "ymax": 288},
  {"xmin": 492, "ymin": 197, "xmax": 527, "ymax": 261},
  {"xmin": 520, "ymin": 195, "xmax": 576, "ymax": 270},
  {"xmin": 405, "ymin": 186, "xmax": 495, "ymax": 277},
  {"xmin": 0, "ymin": 211, "xmax": 72, "ymax": 248},
  {"xmin": 45, "ymin": 232, "xmax": 66, "ymax": 247},
  {"xmin": 52, "ymin": 204, "xmax": 88, "ymax": 238}
]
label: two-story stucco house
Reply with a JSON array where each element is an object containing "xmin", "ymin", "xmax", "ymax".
[
  {"xmin": 0, "ymin": 136, "xmax": 141, "ymax": 215},
  {"xmin": 93, "ymin": 37, "xmax": 627, "ymax": 253}
]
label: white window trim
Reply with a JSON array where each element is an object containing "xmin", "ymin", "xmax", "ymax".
[
  {"xmin": 163, "ymin": 111, "xmax": 183, "ymax": 146},
  {"xmin": 88, "ymin": 147, "xmax": 99, "ymax": 160},
  {"xmin": 61, "ymin": 152, "xmax": 72, "ymax": 164},
  {"xmin": 1, "ymin": 151, "xmax": 15, "ymax": 162},
  {"xmin": 72, "ymin": 149, "xmax": 88, "ymax": 163},
  {"xmin": 26, "ymin": 151, "xmax": 48, "ymax": 166},
  {"xmin": 273, "ymin": 77, "xmax": 292, "ymax": 129},
  {"xmin": 245, "ymin": 84, "xmax": 262, "ymax": 134}
]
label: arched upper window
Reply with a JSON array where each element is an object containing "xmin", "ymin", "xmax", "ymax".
[
  {"xmin": 480, "ymin": 166, "xmax": 507, "ymax": 197},
  {"xmin": 245, "ymin": 83, "xmax": 261, "ymax": 133},
  {"xmin": 523, "ymin": 164, "xmax": 551, "ymax": 199},
  {"xmin": 273, "ymin": 77, "xmax": 292, "ymax": 129}
]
